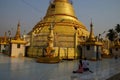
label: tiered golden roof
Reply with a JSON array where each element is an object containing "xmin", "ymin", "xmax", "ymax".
[
  {"xmin": 87, "ymin": 21, "xmax": 96, "ymax": 42},
  {"xmin": 11, "ymin": 22, "xmax": 26, "ymax": 44},
  {"xmin": 81, "ymin": 21, "xmax": 102, "ymax": 46}
]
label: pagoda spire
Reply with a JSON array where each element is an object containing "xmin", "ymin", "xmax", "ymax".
[
  {"xmin": 53, "ymin": 0, "xmax": 69, "ymax": 2},
  {"xmin": 88, "ymin": 19, "xmax": 96, "ymax": 41},
  {"xmin": 14, "ymin": 21, "xmax": 21, "ymax": 40}
]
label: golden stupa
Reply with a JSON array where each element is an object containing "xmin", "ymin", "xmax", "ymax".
[
  {"xmin": 27, "ymin": 0, "xmax": 89, "ymax": 60},
  {"xmin": 33, "ymin": 0, "xmax": 88, "ymax": 35}
]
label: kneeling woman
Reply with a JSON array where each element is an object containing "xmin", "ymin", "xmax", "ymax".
[{"xmin": 73, "ymin": 60, "xmax": 83, "ymax": 73}]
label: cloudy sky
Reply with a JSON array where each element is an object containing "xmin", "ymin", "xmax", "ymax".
[{"xmin": 0, "ymin": 0, "xmax": 120, "ymax": 37}]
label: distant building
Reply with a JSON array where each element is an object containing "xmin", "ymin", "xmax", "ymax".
[{"xmin": 0, "ymin": 32, "xmax": 8, "ymax": 53}]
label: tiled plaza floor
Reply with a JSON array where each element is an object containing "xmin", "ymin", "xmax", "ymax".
[{"xmin": 0, "ymin": 53, "xmax": 120, "ymax": 80}]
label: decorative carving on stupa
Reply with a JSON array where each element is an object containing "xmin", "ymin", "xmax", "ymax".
[{"xmin": 45, "ymin": 23, "xmax": 55, "ymax": 57}]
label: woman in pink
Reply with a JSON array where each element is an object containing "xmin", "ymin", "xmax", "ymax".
[{"xmin": 73, "ymin": 60, "xmax": 83, "ymax": 73}]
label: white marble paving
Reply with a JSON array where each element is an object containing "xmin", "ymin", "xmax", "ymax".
[{"xmin": 0, "ymin": 53, "xmax": 120, "ymax": 80}]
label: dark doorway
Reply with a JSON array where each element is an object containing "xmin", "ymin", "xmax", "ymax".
[
  {"xmin": 9, "ymin": 44, "xmax": 12, "ymax": 56},
  {"xmin": 77, "ymin": 45, "xmax": 82, "ymax": 59},
  {"xmin": 25, "ymin": 46, "xmax": 29, "ymax": 57},
  {"xmin": 96, "ymin": 46, "xmax": 99, "ymax": 60}
]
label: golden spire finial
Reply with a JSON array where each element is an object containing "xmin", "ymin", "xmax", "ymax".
[
  {"xmin": 54, "ymin": 0, "xmax": 68, "ymax": 2},
  {"xmin": 88, "ymin": 19, "xmax": 96, "ymax": 41},
  {"xmin": 14, "ymin": 21, "xmax": 21, "ymax": 40},
  {"xmin": 45, "ymin": 0, "xmax": 77, "ymax": 20}
]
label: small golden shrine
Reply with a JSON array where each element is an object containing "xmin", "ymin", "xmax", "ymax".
[
  {"xmin": 10, "ymin": 22, "xmax": 27, "ymax": 57},
  {"xmin": 11, "ymin": 22, "xmax": 26, "ymax": 44},
  {"xmin": 81, "ymin": 21, "xmax": 103, "ymax": 60}
]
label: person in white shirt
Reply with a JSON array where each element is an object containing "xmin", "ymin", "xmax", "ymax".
[
  {"xmin": 73, "ymin": 60, "xmax": 83, "ymax": 73},
  {"xmin": 82, "ymin": 58, "xmax": 93, "ymax": 73}
]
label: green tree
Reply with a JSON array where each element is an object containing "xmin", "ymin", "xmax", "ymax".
[
  {"xmin": 115, "ymin": 24, "xmax": 120, "ymax": 40},
  {"xmin": 106, "ymin": 29, "xmax": 116, "ymax": 41},
  {"xmin": 115, "ymin": 24, "xmax": 120, "ymax": 33}
]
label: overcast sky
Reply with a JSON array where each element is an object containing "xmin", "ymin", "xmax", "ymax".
[{"xmin": 0, "ymin": 0, "xmax": 120, "ymax": 37}]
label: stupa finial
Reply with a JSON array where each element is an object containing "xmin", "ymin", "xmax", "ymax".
[
  {"xmin": 88, "ymin": 19, "xmax": 96, "ymax": 41},
  {"xmin": 3, "ymin": 32, "xmax": 7, "ymax": 43},
  {"xmin": 53, "ymin": 0, "xmax": 69, "ymax": 2},
  {"xmin": 14, "ymin": 21, "xmax": 21, "ymax": 40}
]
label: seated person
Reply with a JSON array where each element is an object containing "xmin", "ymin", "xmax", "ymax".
[
  {"xmin": 82, "ymin": 58, "xmax": 93, "ymax": 73},
  {"xmin": 73, "ymin": 60, "xmax": 83, "ymax": 73}
]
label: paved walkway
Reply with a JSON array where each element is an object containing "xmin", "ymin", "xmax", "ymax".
[{"xmin": 0, "ymin": 53, "xmax": 120, "ymax": 80}]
